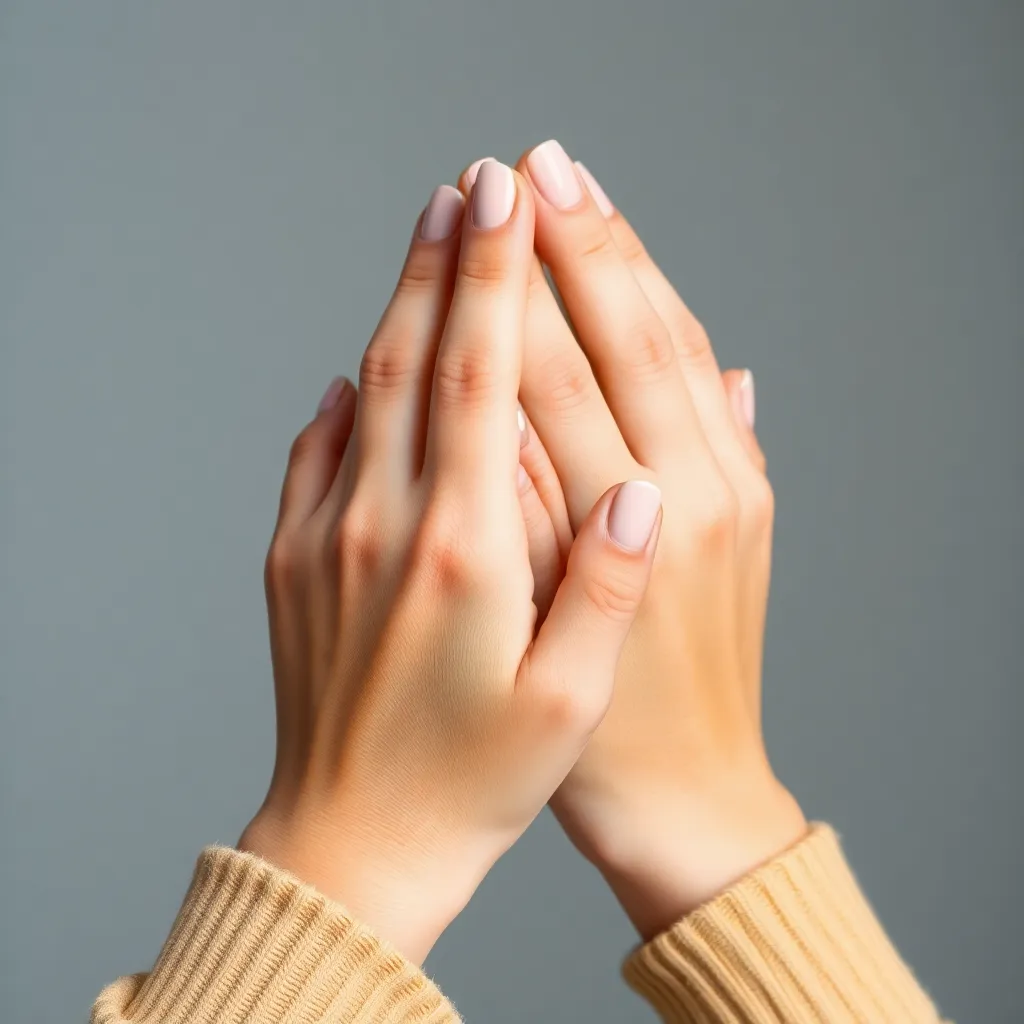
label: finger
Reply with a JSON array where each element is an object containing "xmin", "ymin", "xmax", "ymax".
[
  {"xmin": 424, "ymin": 161, "xmax": 533, "ymax": 504},
  {"xmin": 519, "ymin": 140, "xmax": 700, "ymax": 469},
  {"xmin": 517, "ymin": 404, "xmax": 573, "ymax": 560},
  {"xmin": 457, "ymin": 160, "xmax": 632, "ymax": 529},
  {"xmin": 579, "ymin": 159, "xmax": 762, "ymax": 486},
  {"xmin": 721, "ymin": 368, "xmax": 766, "ymax": 472},
  {"xmin": 521, "ymin": 480, "xmax": 662, "ymax": 728},
  {"xmin": 518, "ymin": 461, "xmax": 563, "ymax": 622},
  {"xmin": 276, "ymin": 377, "xmax": 357, "ymax": 532},
  {"xmin": 720, "ymin": 366, "xmax": 772, "ymax": 720},
  {"xmin": 352, "ymin": 185, "xmax": 465, "ymax": 490}
]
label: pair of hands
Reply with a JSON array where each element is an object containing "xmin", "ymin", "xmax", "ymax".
[{"xmin": 238, "ymin": 141, "xmax": 806, "ymax": 964}]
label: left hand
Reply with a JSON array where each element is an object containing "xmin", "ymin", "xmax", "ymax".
[{"xmin": 240, "ymin": 163, "xmax": 661, "ymax": 962}]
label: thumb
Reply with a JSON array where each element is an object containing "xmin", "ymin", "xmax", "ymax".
[{"xmin": 521, "ymin": 480, "xmax": 662, "ymax": 723}]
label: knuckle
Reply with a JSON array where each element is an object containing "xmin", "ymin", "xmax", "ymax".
[
  {"xmin": 395, "ymin": 248, "xmax": 443, "ymax": 295},
  {"xmin": 433, "ymin": 345, "xmax": 499, "ymax": 410},
  {"xmin": 621, "ymin": 316, "xmax": 677, "ymax": 380},
  {"xmin": 533, "ymin": 684, "xmax": 605, "ymax": 736},
  {"xmin": 692, "ymin": 481, "xmax": 741, "ymax": 550},
  {"xmin": 671, "ymin": 319, "xmax": 717, "ymax": 371},
  {"xmin": 534, "ymin": 348, "xmax": 597, "ymax": 416},
  {"xmin": 458, "ymin": 250, "xmax": 509, "ymax": 290},
  {"xmin": 743, "ymin": 474, "xmax": 775, "ymax": 531},
  {"xmin": 528, "ymin": 671, "xmax": 606, "ymax": 737},
  {"xmin": 579, "ymin": 563, "xmax": 645, "ymax": 622},
  {"xmin": 414, "ymin": 514, "xmax": 477, "ymax": 596},
  {"xmin": 615, "ymin": 230, "xmax": 649, "ymax": 268},
  {"xmin": 359, "ymin": 338, "xmax": 416, "ymax": 398},
  {"xmin": 414, "ymin": 498, "xmax": 505, "ymax": 595},
  {"xmin": 336, "ymin": 503, "xmax": 385, "ymax": 573},
  {"xmin": 575, "ymin": 224, "xmax": 620, "ymax": 265},
  {"xmin": 264, "ymin": 533, "xmax": 303, "ymax": 596},
  {"xmin": 747, "ymin": 444, "xmax": 768, "ymax": 476}
]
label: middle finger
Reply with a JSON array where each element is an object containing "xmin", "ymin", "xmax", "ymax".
[
  {"xmin": 518, "ymin": 140, "xmax": 704, "ymax": 472},
  {"xmin": 459, "ymin": 159, "xmax": 633, "ymax": 529}
]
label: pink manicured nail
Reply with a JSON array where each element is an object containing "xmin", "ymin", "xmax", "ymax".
[
  {"xmin": 740, "ymin": 369, "xmax": 756, "ymax": 428},
  {"xmin": 608, "ymin": 481, "xmax": 662, "ymax": 552},
  {"xmin": 575, "ymin": 161, "xmax": 614, "ymax": 218},
  {"xmin": 317, "ymin": 376, "xmax": 349, "ymax": 414},
  {"xmin": 527, "ymin": 140, "xmax": 583, "ymax": 210},
  {"xmin": 465, "ymin": 157, "xmax": 495, "ymax": 188},
  {"xmin": 471, "ymin": 160, "xmax": 515, "ymax": 229},
  {"xmin": 517, "ymin": 404, "xmax": 529, "ymax": 447},
  {"xmin": 420, "ymin": 185, "xmax": 465, "ymax": 241}
]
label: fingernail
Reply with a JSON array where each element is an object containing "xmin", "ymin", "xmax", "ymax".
[
  {"xmin": 317, "ymin": 376, "xmax": 349, "ymax": 414},
  {"xmin": 471, "ymin": 160, "xmax": 516, "ymax": 229},
  {"xmin": 420, "ymin": 185, "xmax": 465, "ymax": 241},
  {"xmin": 465, "ymin": 157, "xmax": 495, "ymax": 188},
  {"xmin": 608, "ymin": 481, "xmax": 662, "ymax": 552},
  {"xmin": 517, "ymin": 463, "xmax": 531, "ymax": 492},
  {"xmin": 527, "ymin": 140, "xmax": 583, "ymax": 210},
  {"xmin": 517, "ymin": 404, "xmax": 529, "ymax": 447},
  {"xmin": 740, "ymin": 369, "xmax": 756, "ymax": 428},
  {"xmin": 575, "ymin": 161, "xmax": 614, "ymax": 218}
]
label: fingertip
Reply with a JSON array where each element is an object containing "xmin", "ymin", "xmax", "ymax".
[
  {"xmin": 463, "ymin": 156, "xmax": 495, "ymax": 191},
  {"xmin": 722, "ymin": 368, "xmax": 750, "ymax": 428},
  {"xmin": 317, "ymin": 375, "xmax": 351, "ymax": 416},
  {"xmin": 420, "ymin": 185, "xmax": 465, "ymax": 242},
  {"xmin": 335, "ymin": 376, "xmax": 358, "ymax": 420},
  {"xmin": 278, "ymin": 378, "xmax": 357, "ymax": 529},
  {"xmin": 317, "ymin": 376, "xmax": 358, "ymax": 448},
  {"xmin": 723, "ymin": 368, "xmax": 767, "ymax": 472},
  {"xmin": 739, "ymin": 369, "xmax": 756, "ymax": 428}
]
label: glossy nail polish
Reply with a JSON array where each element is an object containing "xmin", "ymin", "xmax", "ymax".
[
  {"xmin": 471, "ymin": 160, "xmax": 515, "ymax": 229},
  {"xmin": 318, "ymin": 376, "xmax": 349, "ymax": 414},
  {"xmin": 608, "ymin": 480, "xmax": 662, "ymax": 551},
  {"xmin": 420, "ymin": 185, "xmax": 465, "ymax": 241},
  {"xmin": 740, "ymin": 369, "xmax": 756, "ymax": 428},
  {"xmin": 527, "ymin": 140, "xmax": 583, "ymax": 210},
  {"xmin": 465, "ymin": 157, "xmax": 495, "ymax": 188}
]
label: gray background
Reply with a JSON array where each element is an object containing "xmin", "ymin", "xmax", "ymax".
[{"xmin": 1, "ymin": 2, "xmax": 1021, "ymax": 1021}]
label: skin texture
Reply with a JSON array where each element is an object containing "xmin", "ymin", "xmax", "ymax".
[
  {"xmin": 238, "ymin": 166, "xmax": 662, "ymax": 964},
  {"xmin": 459, "ymin": 144, "xmax": 807, "ymax": 942}
]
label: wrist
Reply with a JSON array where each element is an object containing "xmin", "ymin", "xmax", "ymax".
[
  {"xmin": 238, "ymin": 800, "xmax": 490, "ymax": 964},
  {"xmin": 567, "ymin": 774, "xmax": 807, "ymax": 942}
]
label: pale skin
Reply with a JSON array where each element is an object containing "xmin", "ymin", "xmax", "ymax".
[{"xmin": 240, "ymin": 141, "xmax": 806, "ymax": 964}]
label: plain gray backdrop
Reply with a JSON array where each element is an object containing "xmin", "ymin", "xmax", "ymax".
[{"xmin": 2, "ymin": 2, "xmax": 1021, "ymax": 1021}]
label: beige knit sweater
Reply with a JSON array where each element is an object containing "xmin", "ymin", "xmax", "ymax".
[{"xmin": 92, "ymin": 825, "xmax": 942, "ymax": 1022}]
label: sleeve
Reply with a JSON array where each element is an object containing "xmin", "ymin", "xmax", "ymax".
[
  {"xmin": 91, "ymin": 846, "xmax": 460, "ymax": 1024},
  {"xmin": 622, "ymin": 824, "xmax": 945, "ymax": 1023}
]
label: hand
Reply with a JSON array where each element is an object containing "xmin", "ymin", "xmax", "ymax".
[
  {"xmin": 238, "ymin": 162, "xmax": 661, "ymax": 964},
  {"xmin": 461, "ymin": 143, "xmax": 807, "ymax": 941}
]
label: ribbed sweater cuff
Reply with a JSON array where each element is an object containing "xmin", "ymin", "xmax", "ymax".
[
  {"xmin": 623, "ymin": 824, "xmax": 940, "ymax": 1023},
  {"xmin": 91, "ymin": 846, "xmax": 459, "ymax": 1024}
]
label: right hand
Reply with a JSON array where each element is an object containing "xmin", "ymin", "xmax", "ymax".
[
  {"xmin": 460, "ymin": 143, "xmax": 808, "ymax": 942},
  {"xmin": 238, "ymin": 161, "xmax": 661, "ymax": 964}
]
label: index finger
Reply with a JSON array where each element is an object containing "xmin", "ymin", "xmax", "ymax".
[{"xmin": 423, "ymin": 161, "xmax": 535, "ymax": 503}]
